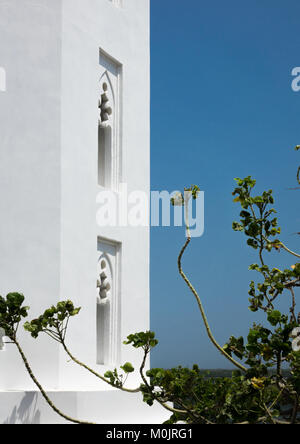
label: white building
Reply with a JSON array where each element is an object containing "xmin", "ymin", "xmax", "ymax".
[{"xmin": 0, "ymin": 0, "xmax": 167, "ymax": 424}]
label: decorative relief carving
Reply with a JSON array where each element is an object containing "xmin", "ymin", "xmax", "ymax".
[
  {"xmin": 98, "ymin": 70, "xmax": 116, "ymax": 189},
  {"xmin": 99, "ymin": 81, "xmax": 113, "ymax": 126},
  {"xmin": 98, "ymin": 52, "xmax": 121, "ymax": 191},
  {"xmin": 96, "ymin": 251, "xmax": 113, "ymax": 365},
  {"xmin": 97, "ymin": 258, "xmax": 111, "ymax": 302},
  {"xmin": 96, "ymin": 240, "xmax": 120, "ymax": 366}
]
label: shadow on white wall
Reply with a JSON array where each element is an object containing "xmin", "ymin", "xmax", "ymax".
[{"xmin": 3, "ymin": 393, "xmax": 41, "ymax": 424}]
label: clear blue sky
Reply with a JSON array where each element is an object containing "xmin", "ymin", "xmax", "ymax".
[{"xmin": 150, "ymin": 0, "xmax": 300, "ymax": 369}]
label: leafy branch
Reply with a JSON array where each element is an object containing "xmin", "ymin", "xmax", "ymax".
[
  {"xmin": 1, "ymin": 152, "xmax": 299, "ymax": 424},
  {"xmin": 0, "ymin": 294, "xmax": 95, "ymax": 425},
  {"xmin": 24, "ymin": 301, "xmax": 140, "ymax": 393},
  {"xmin": 174, "ymin": 187, "xmax": 247, "ymax": 372}
]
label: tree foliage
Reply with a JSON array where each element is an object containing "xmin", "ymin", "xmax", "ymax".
[{"xmin": 0, "ymin": 150, "xmax": 299, "ymax": 424}]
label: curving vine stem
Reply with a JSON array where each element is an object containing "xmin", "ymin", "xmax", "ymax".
[
  {"xmin": 13, "ymin": 338, "xmax": 96, "ymax": 425},
  {"xmin": 177, "ymin": 205, "xmax": 247, "ymax": 373}
]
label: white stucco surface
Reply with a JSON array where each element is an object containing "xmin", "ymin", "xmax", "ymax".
[
  {"xmin": 0, "ymin": 0, "xmax": 153, "ymax": 423},
  {"xmin": 0, "ymin": 390, "xmax": 169, "ymax": 424}
]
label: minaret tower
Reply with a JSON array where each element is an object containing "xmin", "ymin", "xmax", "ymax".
[{"xmin": 0, "ymin": 0, "xmax": 164, "ymax": 424}]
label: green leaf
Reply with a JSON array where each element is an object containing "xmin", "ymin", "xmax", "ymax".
[
  {"xmin": 120, "ymin": 362, "xmax": 135, "ymax": 374},
  {"xmin": 267, "ymin": 310, "xmax": 282, "ymax": 327}
]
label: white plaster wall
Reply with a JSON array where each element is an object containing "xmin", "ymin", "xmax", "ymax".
[
  {"xmin": 0, "ymin": 0, "xmax": 150, "ymax": 396},
  {"xmin": 0, "ymin": 390, "xmax": 170, "ymax": 424},
  {"xmin": 0, "ymin": 0, "xmax": 63, "ymax": 390},
  {"xmin": 59, "ymin": 0, "xmax": 150, "ymax": 390}
]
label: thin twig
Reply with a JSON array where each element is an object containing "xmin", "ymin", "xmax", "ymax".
[
  {"xmin": 177, "ymin": 206, "xmax": 247, "ymax": 373},
  {"xmin": 60, "ymin": 337, "xmax": 140, "ymax": 394},
  {"xmin": 279, "ymin": 242, "xmax": 300, "ymax": 259}
]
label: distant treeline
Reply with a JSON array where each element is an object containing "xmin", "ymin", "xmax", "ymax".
[{"xmin": 199, "ymin": 369, "xmax": 291, "ymax": 378}]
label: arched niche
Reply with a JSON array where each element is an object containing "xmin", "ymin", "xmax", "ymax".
[
  {"xmin": 98, "ymin": 72, "xmax": 115, "ymax": 189},
  {"xmin": 96, "ymin": 253, "xmax": 113, "ymax": 365}
]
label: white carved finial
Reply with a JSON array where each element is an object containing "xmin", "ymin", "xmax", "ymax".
[
  {"xmin": 97, "ymin": 259, "xmax": 111, "ymax": 302},
  {"xmin": 0, "ymin": 67, "xmax": 6, "ymax": 92},
  {"xmin": 99, "ymin": 81, "xmax": 112, "ymax": 124}
]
